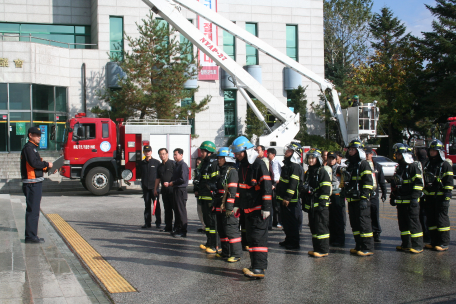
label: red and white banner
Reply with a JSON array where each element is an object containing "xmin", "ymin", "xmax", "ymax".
[{"xmin": 197, "ymin": 0, "xmax": 219, "ymax": 80}]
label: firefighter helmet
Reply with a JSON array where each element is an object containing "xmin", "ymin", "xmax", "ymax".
[
  {"xmin": 348, "ymin": 139, "xmax": 366, "ymax": 160},
  {"xmin": 393, "ymin": 143, "xmax": 413, "ymax": 164},
  {"xmin": 429, "ymin": 139, "xmax": 446, "ymax": 160},
  {"xmin": 305, "ymin": 148, "xmax": 323, "ymax": 166},
  {"xmin": 284, "ymin": 142, "xmax": 302, "ymax": 164},
  {"xmin": 200, "ymin": 141, "xmax": 216, "ymax": 153},
  {"xmin": 217, "ymin": 147, "xmax": 236, "ymax": 163},
  {"xmin": 230, "ymin": 136, "xmax": 257, "ymax": 164}
]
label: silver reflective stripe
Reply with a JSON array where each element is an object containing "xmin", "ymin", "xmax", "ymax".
[{"xmin": 22, "ymin": 177, "xmax": 44, "ymax": 183}]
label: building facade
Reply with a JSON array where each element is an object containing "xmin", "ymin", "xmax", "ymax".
[{"xmin": 0, "ymin": 0, "xmax": 324, "ymax": 152}]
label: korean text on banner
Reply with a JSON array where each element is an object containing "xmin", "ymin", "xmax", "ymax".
[
  {"xmin": 39, "ymin": 125, "xmax": 48, "ymax": 149},
  {"xmin": 198, "ymin": 0, "xmax": 219, "ymax": 80}
]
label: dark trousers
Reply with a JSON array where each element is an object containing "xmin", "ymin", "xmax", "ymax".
[
  {"xmin": 280, "ymin": 201, "xmax": 302, "ymax": 246},
  {"xmin": 397, "ymin": 204, "xmax": 423, "ymax": 250},
  {"xmin": 23, "ymin": 182, "xmax": 42, "ymax": 240},
  {"xmin": 424, "ymin": 198, "xmax": 450, "ymax": 246},
  {"xmin": 200, "ymin": 198, "xmax": 218, "ymax": 248},
  {"xmin": 270, "ymin": 190, "xmax": 281, "ymax": 227},
  {"xmin": 370, "ymin": 196, "xmax": 382, "ymax": 234},
  {"xmin": 143, "ymin": 188, "xmax": 161, "ymax": 226},
  {"xmin": 240, "ymin": 209, "xmax": 247, "ymax": 247},
  {"xmin": 173, "ymin": 187, "xmax": 188, "ymax": 233},
  {"xmin": 309, "ymin": 207, "xmax": 330, "ymax": 253},
  {"xmin": 161, "ymin": 188, "xmax": 174, "ymax": 230},
  {"xmin": 329, "ymin": 194, "xmax": 346, "ymax": 244},
  {"xmin": 217, "ymin": 211, "xmax": 242, "ymax": 258},
  {"xmin": 348, "ymin": 200, "xmax": 373, "ymax": 252},
  {"xmin": 245, "ymin": 210, "xmax": 269, "ymax": 269},
  {"xmin": 420, "ymin": 200, "xmax": 430, "ymax": 241}
]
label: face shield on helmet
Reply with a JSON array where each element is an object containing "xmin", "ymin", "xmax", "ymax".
[
  {"xmin": 393, "ymin": 143, "xmax": 413, "ymax": 164},
  {"xmin": 305, "ymin": 148, "xmax": 323, "ymax": 166},
  {"xmin": 284, "ymin": 142, "xmax": 302, "ymax": 164},
  {"xmin": 429, "ymin": 139, "xmax": 446, "ymax": 160},
  {"xmin": 230, "ymin": 136, "xmax": 258, "ymax": 164}
]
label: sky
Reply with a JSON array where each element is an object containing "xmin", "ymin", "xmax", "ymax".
[{"xmin": 371, "ymin": 0, "xmax": 437, "ymax": 37}]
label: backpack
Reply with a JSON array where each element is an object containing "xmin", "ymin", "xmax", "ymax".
[
  {"xmin": 367, "ymin": 160, "xmax": 378, "ymax": 191},
  {"xmin": 321, "ymin": 165, "xmax": 333, "ymax": 197}
]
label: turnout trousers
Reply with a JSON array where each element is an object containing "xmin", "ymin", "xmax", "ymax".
[
  {"xmin": 348, "ymin": 200, "xmax": 373, "ymax": 252},
  {"xmin": 173, "ymin": 187, "xmax": 188, "ymax": 233},
  {"xmin": 239, "ymin": 209, "xmax": 248, "ymax": 248},
  {"xmin": 23, "ymin": 182, "xmax": 42, "ymax": 241},
  {"xmin": 308, "ymin": 207, "xmax": 330, "ymax": 253},
  {"xmin": 161, "ymin": 187, "xmax": 174, "ymax": 231},
  {"xmin": 424, "ymin": 198, "xmax": 450, "ymax": 247},
  {"xmin": 200, "ymin": 197, "xmax": 218, "ymax": 249},
  {"xmin": 397, "ymin": 203, "xmax": 423, "ymax": 250},
  {"xmin": 280, "ymin": 201, "xmax": 302, "ymax": 246},
  {"xmin": 329, "ymin": 194, "xmax": 346, "ymax": 245},
  {"xmin": 216, "ymin": 212, "xmax": 242, "ymax": 258},
  {"xmin": 244, "ymin": 210, "xmax": 269, "ymax": 269},
  {"xmin": 143, "ymin": 188, "xmax": 161, "ymax": 227},
  {"xmin": 370, "ymin": 196, "xmax": 382, "ymax": 234}
]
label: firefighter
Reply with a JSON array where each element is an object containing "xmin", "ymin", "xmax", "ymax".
[
  {"xmin": 301, "ymin": 148, "xmax": 331, "ymax": 257},
  {"xmin": 390, "ymin": 143, "xmax": 424, "ymax": 254},
  {"xmin": 341, "ymin": 140, "xmax": 374, "ymax": 256},
  {"xmin": 276, "ymin": 142, "xmax": 303, "ymax": 250},
  {"xmin": 194, "ymin": 141, "xmax": 220, "ymax": 254},
  {"xmin": 423, "ymin": 139, "xmax": 453, "ymax": 251},
  {"xmin": 327, "ymin": 151, "xmax": 346, "ymax": 246},
  {"xmin": 214, "ymin": 147, "xmax": 242, "ymax": 262},
  {"xmin": 231, "ymin": 136, "xmax": 272, "ymax": 279}
]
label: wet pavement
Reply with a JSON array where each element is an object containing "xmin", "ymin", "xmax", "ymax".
[
  {"xmin": 0, "ymin": 194, "xmax": 111, "ymax": 304},
  {"xmin": 6, "ymin": 190, "xmax": 456, "ymax": 303}
]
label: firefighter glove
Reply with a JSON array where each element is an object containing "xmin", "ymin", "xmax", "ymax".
[
  {"xmin": 381, "ymin": 194, "xmax": 387, "ymax": 202},
  {"xmin": 444, "ymin": 192, "xmax": 452, "ymax": 201},
  {"xmin": 359, "ymin": 199, "xmax": 368, "ymax": 210},
  {"xmin": 390, "ymin": 199, "xmax": 396, "ymax": 207},
  {"xmin": 261, "ymin": 210, "xmax": 270, "ymax": 220},
  {"xmin": 225, "ymin": 210, "xmax": 233, "ymax": 218}
]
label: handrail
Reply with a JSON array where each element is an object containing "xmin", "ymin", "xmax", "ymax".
[
  {"xmin": 0, "ymin": 33, "xmax": 97, "ymax": 49},
  {"xmin": 125, "ymin": 118, "xmax": 190, "ymax": 126}
]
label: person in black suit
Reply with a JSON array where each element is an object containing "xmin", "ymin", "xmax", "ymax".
[{"xmin": 140, "ymin": 145, "xmax": 161, "ymax": 229}]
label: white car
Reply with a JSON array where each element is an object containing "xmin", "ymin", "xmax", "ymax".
[{"xmin": 373, "ymin": 155, "xmax": 397, "ymax": 182}]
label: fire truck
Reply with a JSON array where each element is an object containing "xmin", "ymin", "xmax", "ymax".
[
  {"xmin": 59, "ymin": 113, "xmax": 191, "ymax": 195},
  {"xmin": 440, "ymin": 117, "xmax": 456, "ymax": 171}
]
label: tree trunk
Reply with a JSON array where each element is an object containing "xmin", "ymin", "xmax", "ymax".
[{"xmin": 388, "ymin": 122, "xmax": 394, "ymax": 159}]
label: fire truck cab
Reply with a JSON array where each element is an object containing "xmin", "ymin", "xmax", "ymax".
[
  {"xmin": 60, "ymin": 113, "xmax": 191, "ymax": 195},
  {"xmin": 442, "ymin": 117, "xmax": 456, "ymax": 172}
]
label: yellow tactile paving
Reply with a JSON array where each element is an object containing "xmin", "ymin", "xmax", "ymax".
[{"xmin": 46, "ymin": 214, "xmax": 136, "ymax": 293}]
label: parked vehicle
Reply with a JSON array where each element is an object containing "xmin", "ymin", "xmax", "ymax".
[{"xmin": 373, "ymin": 155, "xmax": 397, "ymax": 182}]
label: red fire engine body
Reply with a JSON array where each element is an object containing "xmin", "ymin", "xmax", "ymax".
[{"xmin": 60, "ymin": 113, "xmax": 192, "ymax": 195}]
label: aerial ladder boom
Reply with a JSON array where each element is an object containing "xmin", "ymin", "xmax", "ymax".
[{"xmin": 142, "ymin": 0, "xmax": 349, "ymax": 146}]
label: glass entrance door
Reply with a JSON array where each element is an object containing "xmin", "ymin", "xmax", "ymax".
[
  {"xmin": 0, "ymin": 113, "xmax": 7, "ymax": 152},
  {"xmin": 10, "ymin": 112, "xmax": 31, "ymax": 151}
]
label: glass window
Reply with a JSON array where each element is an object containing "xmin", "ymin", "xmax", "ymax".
[
  {"xmin": 55, "ymin": 87, "xmax": 67, "ymax": 112},
  {"xmin": 110, "ymin": 17, "xmax": 124, "ymax": 61},
  {"xmin": 286, "ymin": 25, "xmax": 298, "ymax": 61},
  {"xmin": 224, "ymin": 90, "xmax": 236, "ymax": 136},
  {"xmin": 10, "ymin": 112, "xmax": 31, "ymax": 151},
  {"xmin": 286, "ymin": 90, "xmax": 295, "ymax": 112},
  {"xmin": 0, "ymin": 83, "xmax": 6, "ymax": 110},
  {"xmin": 102, "ymin": 123, "xmax": 109, "ymax": 138},
  {"xmin": 223, "ymin": 29, "xmax": 236, "ymax": 60},
  {"xmin": 56, "ymin": 115, "xmax": 67, "ymax": 150},
  {"xmin": 246, "ymin": 23, "xmax": 258, "ymax": 65},
  {"xmin": 73, "ymin": 123, "xmax": 96, "ymax": 141},
  {"xmin": 33, "ymin": 84, "xmax": 54, "ymax": 111},
  {"xmin": 33, "ymin": 112, "xmax": 56, "ymax": 150},
  {"xmin": 181, "ymin": 93, "xmax": 195, "ymax": 134},
  {"xmin": 449, "ymin": 126, "xmax": 456, "ymax": 155},
  {"xmin": 9, "ymin": 83, "xmax": 30, "ymax": 110},
  {"xmin": 0, "ymin": 114, "xmax": 7, "ymax": 152},
  {"xmin": 180, "ymin": 20, "xmax": 193, "ymax": 62},
  {"xmin": 0, "ymin": 23, "xmax": 91, "ymax": 49}
]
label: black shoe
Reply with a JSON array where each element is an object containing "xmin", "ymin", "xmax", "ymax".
[
  {"xmin": 268, "ymin": 227, "xmax": 272, "ymax": 231},
  {"xmin": 171, "ymin": 230, "xmax": 182, "ymax": 236},
  {"xmin": 173, "ymin": 232, "xmax": 186, "ymax": 238},
  {"xmin": 141, "ymin": 225, "xmax": 152, "ymax": 229},
  {"xmin": 197, "ymin": 228, "xmax": 205, "ymax": 233},
  {"xmin": 162, "ymin": 228, "xmax": 172, "ymax": 232},
  {"xmin": 156, "ymin": 224, "xmax": 161, "ymax": 229},
  {"xmin": 374, "ymin": 233, "xmax": 381, "ymax": 243},
  {"xmin": 25, "ymin": 238, "xmax": 45, "ymax": 244},
  {"xmin": 285, "ymin": 244, "xmax": 300, "ymax": 250},
  {"xmin": 279, "ymin": 241, "xmax": 288, "ymax": 247}
]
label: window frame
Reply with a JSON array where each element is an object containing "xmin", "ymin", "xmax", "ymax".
[
  {"xmin": 286, "ymin": 24, "xmax": 298, "ymax": 62},
  {"xmin": 245, "ymin": 23, "xmax": 258, "ymax": 65}
]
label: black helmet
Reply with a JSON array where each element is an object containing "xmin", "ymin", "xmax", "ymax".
[
  {"xmin": 347, "ymin": 139, "xmax": 366, "ymax": 160},
  {"xmin": 429, "ymin": 139, "xmax": 445, "ymax": 160},
  {"xmin": 284, "ymin": 142, "xmax": 303, "ymax": 164},
  {"xmin": 305, "ymin": 148, "xmax": 323, "ymax": 166},
  {"xmin": 393, "ymin": 143, "xmax": 413, "ymax": 164}
]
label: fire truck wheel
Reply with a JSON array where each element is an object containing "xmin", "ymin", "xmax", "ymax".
[
  {"xmin": 85, "ymin": 167, "xmax": 112, "ymax": 196},
  {"xmin": 81, "ymin": 178, "xmax": 88, "ymax": 190}
]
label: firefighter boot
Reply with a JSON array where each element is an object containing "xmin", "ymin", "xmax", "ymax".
[{"xmin": 243, "ymin": 268, "xmax": 265, "ymax": 279}]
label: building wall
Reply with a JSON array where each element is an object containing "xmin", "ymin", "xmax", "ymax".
[{"xmin": 0, "ymin": 0, "xmax": 325, "ymax": 150}]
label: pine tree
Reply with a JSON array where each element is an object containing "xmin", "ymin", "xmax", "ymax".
[
  {"xmin": 92, "ymin": 11, "xmax": 211, "ymax": 121},
  {"xmin": 416, "ymin": 0, "xmax": 456, "ymax": 122}
]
